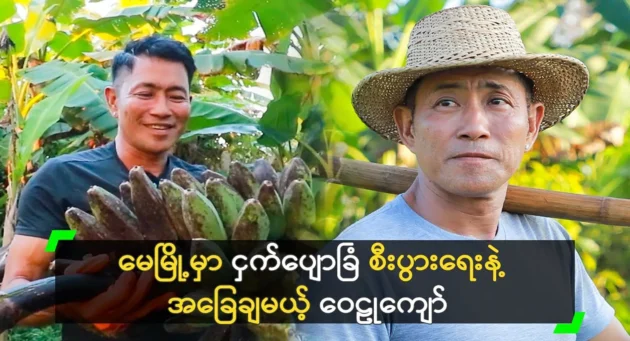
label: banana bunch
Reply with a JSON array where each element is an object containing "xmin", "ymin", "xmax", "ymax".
[
  {"xmin": 63, "ymin": 156, "xmax": 318, "ymax": 341},
  {"xmin": 65, "ymin": 156, "xmax": 320, "ymax": 243}
]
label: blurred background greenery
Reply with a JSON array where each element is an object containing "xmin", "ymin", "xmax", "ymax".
[{"xmin": 0, "ymin": 0, "xmax": 628, "ymax": 339}]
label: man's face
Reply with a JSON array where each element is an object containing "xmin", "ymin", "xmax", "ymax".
[
  {"xmin": 106, "ymin": 55, "xmax": 191, "ymax": 155},
  {"xmin": 394, "ymin": 67, "xmax": 544, "ymax": 197}
]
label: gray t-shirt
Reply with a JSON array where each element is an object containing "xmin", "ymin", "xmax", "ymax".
[{"xmin": 295, "ymin": 194, "xmax": 615, "ymax": 341}]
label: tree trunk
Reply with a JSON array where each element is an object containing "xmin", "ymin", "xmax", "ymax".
[
  {"xmin": 0, "ymin": 97, "xmax": 19, "ymax": 341},
  {"xmin": 2, "ymin": 99, "xmax": 18, "ymax": 248}
]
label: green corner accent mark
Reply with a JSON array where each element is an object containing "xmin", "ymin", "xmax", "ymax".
[
  {"xmin": 45, "ymin": 230, "xmax": 76, "ymax": 252},
  {"xmin": 554, "ymin": 312, "xmax": 585, "ymax": 334}
]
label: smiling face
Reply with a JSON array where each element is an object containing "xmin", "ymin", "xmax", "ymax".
[
  {"xmin": 105, "ymin": 55, "xmax": 191, "ymax": 155},
  {"xmin": 393, "ymin": 67, "xmax": 545, "ymax": 197}
]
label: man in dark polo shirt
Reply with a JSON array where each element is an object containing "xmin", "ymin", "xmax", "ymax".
[{"xmin": 1, "ymin": 35, "xmax": 208, "ymax": 340}]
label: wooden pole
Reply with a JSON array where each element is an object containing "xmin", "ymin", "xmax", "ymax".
[{"xmin": 322, "ymin": 157, "xmax": 630, "ymax": 227}]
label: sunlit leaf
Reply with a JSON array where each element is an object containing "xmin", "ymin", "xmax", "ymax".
[
  {"xmin": 6, "ymin": 21, "xmax": 25, "ymax": 54},
  {"xmin": 73, "ymin": 5, "xmax": 191, "ymax": 38},
  {"xmin": 20, "ymin": 61, "xmax": 115, "ymax": 136},
  {"xmin": 580, "ymin": 65, "xmax": 630, "ymax": 125},
  {"xmin": 510, "ymin": 0, "xmax": 557, "ymax": 33},
  {"xmin": 0, "ymin": 79, "xmax": 11, "ymax": 103},
  {"xmin": 581, "ymin": 252, "xmax": 597, "ymax": 273},
  {"xmin": 181, "ymin": 124, "xmax": 259, "ymax": 140},
  {"xmin": 334, "ymin": 0, "xmax": 390, "ymax": 10},
  {"xmin": 0, "ymin": 0, "xmax": 16, "ymax": 23},
  {"xmin": 23, "ymin": 6, "xmax": 57, "ymax": 53},
  {"xmin": 195, "ymin": 50, "xmax": 333, "ymax": 76},
  {"xmin": 16, "ymin": 75, "xmax": 88, "ymax": 182},
  {"xmin": 44, "ymin": 0, "xmax": 82, "ymax": 25},
  {"xmin": 48, "ymin": 31, "xmax": 94, "ymax": 59},
  {"xmin": 321, "ymin": 79, "xmax": 366, "ymax": 134},
  {"xmin": 522, "ymin": 16, "xmax": 559, "ymax": 48},
  {"xmin": 257, "ymin": 94, "xmax": 301, "ymax": 146},
  {"xmin": 205, "ymin": 0, "xmax": 334, "ymax": 42},
  {"xmin": 188, "ymin": 100, "xmax": 255, "ymax": 122},
  {"xmin": 121, "ymin": 0, "xmax": 151, "ymax": 8}
]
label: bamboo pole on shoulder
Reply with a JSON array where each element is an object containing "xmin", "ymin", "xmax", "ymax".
[{"xmin": 321, "ymin": 157, "xmax": 630, "ymax": 227}]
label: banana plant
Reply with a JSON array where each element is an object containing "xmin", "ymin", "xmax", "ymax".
[{"xmin": 0, "ymin": 0, "xmax": 92, "ymax": 247}]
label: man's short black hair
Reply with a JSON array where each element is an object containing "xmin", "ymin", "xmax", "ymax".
[
  {"xmin": 111, "ymin": 35, "xmax": 197, "ymax": 86},
  {"xmin": 403, "ymin": 69, "xmax": 535, "ymax": 117}
]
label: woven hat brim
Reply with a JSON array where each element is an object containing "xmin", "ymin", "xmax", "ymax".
[{"xmin": 351, "ymin": 54, "xmax": 590, "ymax": 143}]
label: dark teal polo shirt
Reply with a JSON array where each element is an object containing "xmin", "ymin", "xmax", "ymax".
[
  {"xmin": 15, "ymin": 140, "xmax": 207, "ymax": 239},
  {"xmin": 14, "ymin": 140, "xmax": 208, "ymax": 340}
]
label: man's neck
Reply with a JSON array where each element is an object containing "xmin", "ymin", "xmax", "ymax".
[
  {"xmin": 402, "ymin": 173, "xmax": 506, "ymax": 240},
  {"xmin": 114, "ymin": 136, "xmax": 168, "ymax": 177}
]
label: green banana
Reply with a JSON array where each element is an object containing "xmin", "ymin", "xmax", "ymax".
[
  {"xmin": 129, "ymin": 166, "xmax": 177, "ymax": 240},
  {"xmin": 171, "ymin": 168, "xmax": 205, "ymax": 194},
  {"xmin": 201, "ymin": 169, "xmax": 227, "ymax": 182},
  {"xmin": 227, "ymin": 161, "xmax": 257, "ymax": 199},
  {"xmin": 205, "ymin": 178, "xmax": 245, "ymax": 237},
  {"xmin": 65, "ymin": 207, "xmax": 106, "ymax": 241},
  {"xmin": 282, "ymin": 179, "xmax": 316, "ymax": 237},
  {"xmin": 253, "ymin": 158, "xmax": 278, "ymax": 191},
  {"xmin": 119, "ymin": 181, "xmax": 133, "ymax": 212},
  {"xmin": 159, "ymin": 179, "xmax": 192, "ymax": 240},
  {"xmin": 278, "ymin": 157, "xmax": 312, "ymax": 197},
  {"xmin": 231, "ymin": 199, "xmax": 270, "ymax": 241},
  {"xmin": 182, "ymin": 189, "xmax": 227, "ymax": 240},
  {"xmin": 87, "ymin": 186, "xmax": 144, "ymax": 240},
  {"xmin": 256, "ymin": 180, "xmax": 285, "ymax": 240}
]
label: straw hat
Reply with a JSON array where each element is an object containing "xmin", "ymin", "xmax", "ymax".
[{"xmin": 352, "ymin": 5, "xmax": 590, "ymax": 143}]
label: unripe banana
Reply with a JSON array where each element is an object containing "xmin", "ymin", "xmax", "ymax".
[
  {"xmin": 278, "ymin": 157, "xmax": 312, "ymax": 197},
  {"xmin": 182, "ymin": 189, "xmax": 227, "ymax": 240},
  {"xmin": 253, "ymin": 158, "xmax": 279, "ymax": 191},
  {"xmin": 87, "ymin": 186, "xmax": 144, "ymax": 240},
  {"xmin": 129, "ymin": 166, "xmax": 177, "ymax": 240},
  {"xmin": 282, "ymin": 179, "xmax": 316, "ymax": 236},
  {"xmin": 201, "ymin": 169, "xmax": 227, "ymax": 182},
  {"xmin": 159, "ymin": 179, "xmax": 192, "ymax": 240},
  {"xmin": 256, "ymin": 180, "xmax": 285, "ymax": 240},
  {"xmin": 119, "ymin": 181, "xmax": 133, "ymax": 212},
  {"xmin": 231, "ymin": 199, "xmax": 270, "ymax": 241},
  {"xmin": 205, "ymin": 178, "xmax": 245, "ymax": 237},
  {"xmin": 227, "ymin": 161, "xmax": 257, "ymax": 199},
  {"xmin": 65, "ymin": 207, "xmax": 107, "ymax": 241},
  {"xmin": 171, "ymin": 168, "xmax": 205, "ymax": 194}
]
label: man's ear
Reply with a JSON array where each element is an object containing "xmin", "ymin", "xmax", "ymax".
[
  {"xmin": 393, "ymin": 105, "xmax": 416, "ymax": 150},
  {"xmin": 526, "ymin": 102, "xmax": 545, "ymax": 148},
  {"xmin": 104, "ymin": 86, "xmax": 118, "ymax": 118}
]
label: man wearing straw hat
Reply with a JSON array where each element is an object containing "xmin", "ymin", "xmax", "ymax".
[{"xmin": 298, "ymin": 5, "xmax": 629, "ymax": 341}]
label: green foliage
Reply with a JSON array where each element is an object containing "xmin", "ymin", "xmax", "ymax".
[
  {"xmin": 203, "ymin": 0, "xmax": 334, "ymax": 42},
  {"xmin": 15, "ymin": 76, "xmax": 87, "ymax": 184},
  {"xmin": 587, "ymin": 0, "xmax": 630, "ymax": 37},
  {"xmin": 0, "ymin": 0, "xmax": 16, "ymax": 23},
  {"xmin": 8, "ymin": 325, "xmax": 60, "ymax": 341},
  {"xmin": 194, "ymin": 50, "xmax": 333, "ymax": 76},
  {"xmin": 44, "ymin": 0, "xmax": 83, "ymax": 25},
  {"xmin": 20, "ymin": 61, "xmax": 115, "ymax": 137}
]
